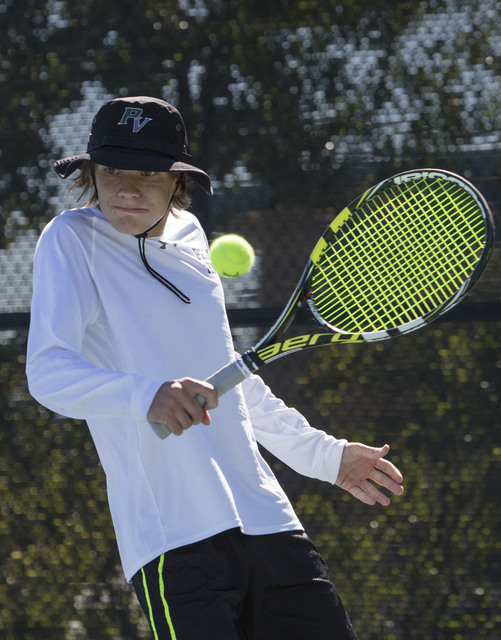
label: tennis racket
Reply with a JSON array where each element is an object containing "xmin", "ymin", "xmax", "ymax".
[{"xmin": 151, "ymin": 169, "xmax": 494, "ymax": 439}]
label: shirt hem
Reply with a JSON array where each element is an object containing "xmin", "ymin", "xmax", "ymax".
[{"xmin": 124, "ymin": 519, "xmax": 304, "ymax": 582}]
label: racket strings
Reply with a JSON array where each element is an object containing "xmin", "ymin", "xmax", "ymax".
[
  {"xmin": 319, "ymin": 207, "xmax": 482, "ymax": 328},
  {"xmin": 348, "ymin": 188, "xmax": 478, "ymax": 311},
  {"xmin": 310, "ymin": 179, "xmax": 487, "ymax": 333},
  {"xmin": 319, "ymin": 189, "xmax": 485, "ymax": 328}
]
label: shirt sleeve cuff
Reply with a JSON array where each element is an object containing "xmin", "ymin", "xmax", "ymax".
[{"xmin": 130, "ymin": 378, "xmax": 165, "ymax": 424}]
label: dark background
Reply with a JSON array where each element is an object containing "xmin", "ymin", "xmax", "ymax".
[{"xmin": 0, "ymin": 1, "xmax": 500, "ymax": 638}]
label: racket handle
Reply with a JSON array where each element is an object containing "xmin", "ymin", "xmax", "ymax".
[
  {"xmin": 196, "ymin": 350, "xmax": 263, "ymax": 407},
  {"xmin": 151, "ymin": 353, "xmax": 260, "ymax": 439},
  {"xmin": 195, "ymin": 358, "xmax": 251, "ymax": 407},
  {"xmin": 149, "ymin": 421, "xmax": 171, "ymax": 439}
]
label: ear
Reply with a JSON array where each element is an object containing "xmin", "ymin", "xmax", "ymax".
[
  {"xmin": 172, "ymin": 176, "xmax": 183, "ymax": 197},
  {"xmin": 172, "ymin": 172, "xmax": 182, "ymax": 191}
]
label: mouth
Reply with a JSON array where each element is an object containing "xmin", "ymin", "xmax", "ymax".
[{"xmin": 113, "ymin": 205, "xmax": 149, "ymax": 214}]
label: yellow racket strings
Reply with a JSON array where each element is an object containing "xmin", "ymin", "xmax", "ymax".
[{"xmin": 311, "ymin": 178, "xmax": 487, "ymax": 333}]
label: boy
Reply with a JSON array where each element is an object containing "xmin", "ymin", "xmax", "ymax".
[{"xmin": 27, "ymin": 96, "xmax": 403, "ymax": 639}]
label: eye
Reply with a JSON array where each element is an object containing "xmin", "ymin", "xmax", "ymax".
[
  {"xmin": 104, "ymin": 167, "xmax": 119, "ymax": 175},
  {"xmin": 143, "ymin": 171, "xmax": 157, "ymax": 177}
]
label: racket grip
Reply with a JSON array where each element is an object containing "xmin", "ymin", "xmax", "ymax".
[
  {"xmin": 196, "ymin": 356, "xmax": 256, "ymax": 406},
  {"xmin": 151, "ymin": 354, "xmax": 259, "ymax": 438},
  {"xmin": 149, "ymin": 421, "xmax": 171, "ymax": 439}
]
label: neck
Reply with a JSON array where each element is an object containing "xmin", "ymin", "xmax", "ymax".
[
  {"xmin": 136, "ymin": 211, "xmax": 169, "ymax": 239},
  {"xmin": 135, "ymin": 178, "xmax": 179, "ymax": 239}
]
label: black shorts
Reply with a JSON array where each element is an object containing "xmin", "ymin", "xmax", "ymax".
[{"xmin": 132, "ymin": 528, "xmax": 358, "ymax": 640}]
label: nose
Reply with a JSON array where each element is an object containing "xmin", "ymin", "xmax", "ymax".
[{"xmin": 117, "ymin": 173, "xmax": 141, "ymax": 198}]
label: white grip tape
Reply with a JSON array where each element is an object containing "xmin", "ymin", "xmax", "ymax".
[
  {"xmin": 195, "ymin": 357, "xmax": 253, "ymax": 407},
  {"xmin": 205, "ymin": 357, "xmax": 253, "ymax": 398},
  {"xmin": 149, "ymin": 421, "xmax": 171, "ymax": 439}
]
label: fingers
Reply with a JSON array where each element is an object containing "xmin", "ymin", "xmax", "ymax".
[
  {"xmin": 351, "ymin": 475, "xmax": 401, "ymax": 507},
  {"xmin": 369, "ymin": 464, "xmax": 404, "ymax": 495},
  {"xmin": 147, "ymin": 378, "xmax": 218, "ymax": 437},
  {"xmin": 337, "ymin": 442, "xmax": 404, "ymax": 506},
  {"xmin": 374, "ymin": 448, "xmax": 404, "ymax": 484},
  {"xmin": 350, "ymin": 482, "xmax": 391, "ymax": 507},
  {"xmin": 366, "ymin": 444, "xmax": 404, "ymax": 491},
  {"xmin": 369, "ymin": 451, "xmax": 404, "ymax": 501}
]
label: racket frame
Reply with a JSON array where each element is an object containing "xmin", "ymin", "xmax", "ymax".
[
  {"xmin": 153, "ymin": 168, "xmax": 494, "ymax": 439},
  {"xmin": 205, "ymin": 168, "xmax": 494, "ymax": 389}
]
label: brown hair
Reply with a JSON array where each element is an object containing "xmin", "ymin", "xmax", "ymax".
[{"xmin": 69, "ymin": 161, "xmax": 192, "ymax": 211}]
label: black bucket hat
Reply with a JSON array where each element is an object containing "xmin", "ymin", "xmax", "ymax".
[{"xmin": 53, "ymin": 96, "xmax": 212, "ymax": 194}]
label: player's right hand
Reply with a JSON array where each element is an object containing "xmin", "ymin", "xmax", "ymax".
[{"xmin": 147, "ymin": 377, "xmax": 218, "ymax": 436}]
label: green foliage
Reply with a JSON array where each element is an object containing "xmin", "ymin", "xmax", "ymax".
[
  {"xmin": 0, "ymin": 0, "xmax": 499, "ymax": 637},
  {"xmin": 3, "ymin": 322, "xmax": 499, "ymax": 638},
  {"xmin": 1, "ymin": 0, "xmax": 500, "ymax": 229},
  {"xmin": 0, "ymin": 332, "xmax": 148, "ymax": 639},
  {"xmin": 290, "ymin": 323, "xmax": 501, "ymax": 639}
]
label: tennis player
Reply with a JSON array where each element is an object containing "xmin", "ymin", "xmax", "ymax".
[{"xmin": 26, "ymin": 96, "xmax": 404, "ymax": 640}]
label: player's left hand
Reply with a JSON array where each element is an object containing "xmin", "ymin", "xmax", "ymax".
[{"xmin": 336, "ymin": 443, "xmax": 404, "ymax": 506}]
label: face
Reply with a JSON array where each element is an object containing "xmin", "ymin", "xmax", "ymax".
[{"xmin": 93, "ymin": 164, "xmax": 179, "ymax": 237}]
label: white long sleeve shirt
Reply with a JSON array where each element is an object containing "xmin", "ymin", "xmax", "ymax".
[{"xmin": 26, "ymin": 206, "xmax": 346, "ymax": 581}]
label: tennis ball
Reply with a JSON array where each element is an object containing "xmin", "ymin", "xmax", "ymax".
[{"xmin": 210, "ymin": 234, "xmax": 255, "ymax": 278}]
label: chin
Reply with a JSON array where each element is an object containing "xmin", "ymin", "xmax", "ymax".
[{"xmin": 110, "ymin": 222, "xmax": 142, "ymax": 236}]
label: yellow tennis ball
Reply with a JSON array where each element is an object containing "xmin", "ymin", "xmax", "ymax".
[{"xmin": 210, "ymin": 234, "xmax": 255, "ymax": 278}]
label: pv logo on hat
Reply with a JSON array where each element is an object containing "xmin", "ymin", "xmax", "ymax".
[{"xmin": 117, "ymin": 107, "xmax": 153, "ymax": 133}]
